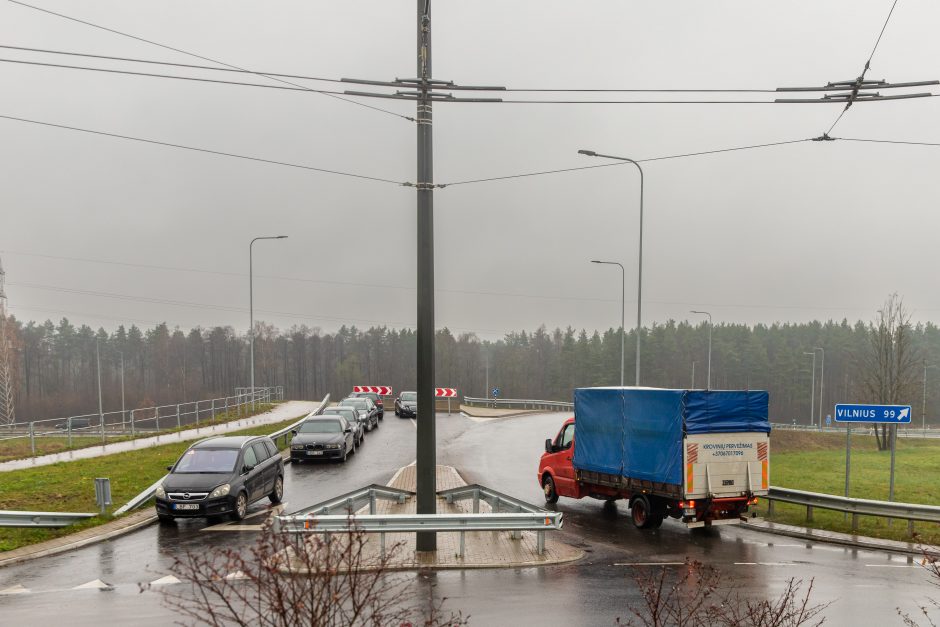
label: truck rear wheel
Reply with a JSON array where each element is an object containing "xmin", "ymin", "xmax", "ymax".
[
  {"xmin": 542, "ymin": 475, "xmax": 559, "ymax": 504},
  {"xmin": 630, "ymin": 495, "xmax": 659, "ymax": 529}
]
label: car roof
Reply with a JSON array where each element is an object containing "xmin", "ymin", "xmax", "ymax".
[
  {"xmin": 303, "ymin": 415, "xmax": 345, "ymax": 422},
  {"xmin": 192, "ymin": 436, "xmax": 265, "ymax": 449}
]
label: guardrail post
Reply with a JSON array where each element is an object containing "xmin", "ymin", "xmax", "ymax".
[
  {"xmin": 806, "ymin": 505, "xmax": 813, "ymax": 522},
  {"xmin": 130, "ymin": 409, "xmax": 136, "ymax": 437},
  {"xmin": 459, "ymin": 531, "xmax": 466, "ymax": 557},
  {"xmin": 67, "ymin": 417, "xmax": 73, "ymax": 448},
  {"xmin": 473, "ymin": 489, "xmax": 480, "ymax": 513},
  {"xmin": 224, "ymin": 396, "xmax": 229, "ymax": 417},
  {"xmin": 851, "ymin": 514, "xmax": 858, "ymax": 531},
  {"xmin": 176, "ymin": 404, "xmax": 181, "ymax": 429},
  {"xmin": 370, "ymin": 490, "xmax": 377, "ymax": 515},
  {"xmin": 210, "ymin": 398, "xmax": 215, "ymax": 423},
  {"xmin": 155, "ymin": 407, "xmax": 160, "ymax": 431},
  {"xmin": 908, "ymin": 519, "xmax": 915, "ymax": 537},
  {"xmin": 537, "ymin": 530, "xmax": 546, "ymax": 555},
  {"xmin": 29, "ymin": 421, "xmax": 36, "ymax": 455},
  {"xmin": 768, "ymin": 499, "xmax": 775, "ymax": 516},
  {"xmin": 194, "ymin": 401, "xmax": 200, "ymax": 426},
  {"xmin": 380, "ymin": 532, "xmax": 386, "ymax": 559}
]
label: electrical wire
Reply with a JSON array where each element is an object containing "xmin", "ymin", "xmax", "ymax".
[
  {"xmin": 0, "ymin": 113, "xmax": 406, "ymax": 185},
  {"xmin": 5, "ymin": 0, "xmax": 413, "ymax": 122},
  {"xmin": 826, "ymin": 0, "xmax": 901, "ymax": 135},
  {"xmin": 438, "ymin": 138, "xmax": 813, "ymax": 187},
  {"xmin": 835, "ymin": 137, "xmax": 940, "ymax": 147}
]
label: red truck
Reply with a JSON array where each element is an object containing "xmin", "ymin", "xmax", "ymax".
[{"xmin": 538, "ymin": 387, "xmax": 770, "ymax": 529}]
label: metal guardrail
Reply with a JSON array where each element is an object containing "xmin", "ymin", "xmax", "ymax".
[
  {"xmin": 0, "ymin": 386, "xmax": 285, "ymax": 455},
  {"xmin": 765, "ymin": 486, "xmax": 940, "ymax": 536},
  {"xmin": 462, "ymin": 396, "xmax": 573, "ymax": 411},
  {"xmin": 770, "ymin": 422, "xmax": 940, "ymax": 439},
  {"xmin": 111, "ymin": 395, "xmax": 330, "ymax": 517},
  {"xmin": 0, "ymin": 510, "xmax": 96, "ymax": 528},
  {"xmin": 277, "ymin": 483, "xmax": 564, "ymax": 556}
]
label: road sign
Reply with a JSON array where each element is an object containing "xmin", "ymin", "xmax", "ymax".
[
  {"xmin": 435, "ymin": 388, "xmax": 457, "ymax": 398},
  {"xmin": 492, "ymin": 387, "xmax": 500, "ymax": 398},
  {"xmin": 834, "ymin": 403, "xmax": 912, "ymax": 424},
  {"xmin": 826, "ymin": 414, "xmax": 832, "ymax": 427},
  {"xmin": 353, "ymin": 385, "xmax": 392, "ymax": 396}
]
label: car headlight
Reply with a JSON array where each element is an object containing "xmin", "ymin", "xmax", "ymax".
[
  {"xmin": 291, "ymin": 444, "xmax": 304, "ymax": 450},
  {"xmin": 325, "ymin": 443, "xmax": 341, "ymax": 449},
  {"xmin": 209, "ymin": 484, "xmax": 231, "ymax": 498},
  {"xmin": 155, "ymin": 484, "xmax": 166, "ymax": 499}
]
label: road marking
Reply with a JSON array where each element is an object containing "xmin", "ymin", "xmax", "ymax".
[
  {"xmin": 864, "ymin": 564, "xmax": 916, "ymax": 568},
  {"xmin": 150, "ymin": 575, "xmax": 181, "ymax": 586},
  {"xmin": 410, "ymin": 418, "xmax": 417, "ymax": 429},
  {"xmin": 614, "ymin": 562, "xmax": 686, "ymax": 567},
  {"xmin": 734, "ymin": 562, "xmax": 798, "ymax": 566},
  {"xmin": 0, "ymin": 584, "xmax": 29, "ymax": 595},
  {"xmin": 73, "ymin": 579, "xmax": 114, "ymax": 590}
]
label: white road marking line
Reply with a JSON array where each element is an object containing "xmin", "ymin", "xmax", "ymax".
[
  {"xmin": 150, "ymin": 575, "xmax": 181, "ymax": 586},
  {"xmin": 0, "ymin": 584, "xmax": 30, "ymax": 595},
  {"xmin": 865, "ymin": 564, "xmax": 916, "ymax": 568},
  {"xmin": 614, "ymin": 562, "xmax": 686, "ymax": 567},
  {"xmin": 73, "ymin": 578, "xmax": 114, "ymax": 590},
  {"xmin": 410, "ymin": 418, "xmax": 417, "ymax": 429},
  {"xmin": 734, "ymin": 562, "xmax": 798, "ymax": 566}
]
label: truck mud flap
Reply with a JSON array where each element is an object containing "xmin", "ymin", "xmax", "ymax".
[{"xmin": 685, "ymin": 517, "xmax": 744, "ymax": 529}]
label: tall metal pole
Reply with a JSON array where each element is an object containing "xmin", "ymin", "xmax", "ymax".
[
  {"xmin": 591, "ymin": 260, "xmax": 625, "ymax": 386},
  {"xmin": 804, "ymin": 351, "xmax": 816, "ymax": 427},
  {"xmin": 814, "ymin": 347, "xmax": 825, "ymax": 429},
  {"xmin": 577, "ymin": 150, "xmax": 644, "ymax": 385},
  {"xmin": 691, "ymin": 311, "xmax": 712, "ymax": 390},
  {"xmin": 415, "ymin": 0, "xmax": 437, "ymax": 552},
  {"xmin": 120, "ymin": 351, "xmax": 125, "ymax": 430},
  {"xmin": 96, "ymin": 338, "xmax": 104, "ymax": 443},
  {"xmin": 923, "ymin": 361, "xmax": 929, "ymax": 433},
  {"xmin": 249, "ymin": 235, "xmax": 287, "ymax": 411},
  {"xmin": 691, "ymin": 361, "xmax": 696, "ymax": 389}
]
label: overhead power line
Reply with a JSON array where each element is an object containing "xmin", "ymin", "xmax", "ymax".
[
  {"xmin": 835, "ymin": 137, "xmax": 940, "ymax": 147},
  {"xmin": 0, "ymin": 113, "xmax": 405, "ymax": 185},
  {"xmin": 5, "ymin": 0, "xmax": 413, "ymax": 122}
]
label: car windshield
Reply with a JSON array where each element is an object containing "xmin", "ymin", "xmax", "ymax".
[
  {"xmin": 341, "ymin": 399, "xmax": 367, "ymax": 409},
  {"xmin": 298, "ymin": 420, "xmax": 343, "ymax": 434},
  {"xmin": 401, "ymin": 392, "xmax": 417, "ymax": 402},
  {"xmin": 174, "ymin": 448, "xmax": 238, "ymax": 473},
  {"xmin": 323, "ymin": 409, "xmax": 357, "ymax": 422}
]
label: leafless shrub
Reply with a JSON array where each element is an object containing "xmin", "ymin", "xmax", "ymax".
[
  {"xmin": 898, "ymin": 545, "xmax": 940, "ymax": 627},
  {"xmin": 143, "ymin": 521, "xmax": 468, "ymax": 627},
  {"xmin": 617, "ymin": 558, "xmax": 828, "ymax": 627}
]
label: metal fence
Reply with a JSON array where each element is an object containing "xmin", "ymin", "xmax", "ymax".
[
  {"xmin": 765, "ymin": 486, "xmax": 940, "ymax": 536},
  {"xmin": 770, "ymin": 421, "xmax": 940, "ymax": 439},
  {"xmin": 462, "ymin": 396, "xmax": 573, "ymax": 411},
  {"xmin": 277, "ymin": 483, "xmax": 564, "ymax": 557},
  {"xmin": 0, "ymin": 386, "xmax": 285, "ymax": 456}
]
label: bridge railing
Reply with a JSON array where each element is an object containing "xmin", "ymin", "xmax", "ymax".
[{"xmin": 462, "ymin": 396, "xmax": 573, "ymax": 411}]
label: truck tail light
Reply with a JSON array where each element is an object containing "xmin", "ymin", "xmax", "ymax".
[{"xmin": 748, "ymin": 497, "xmax": 759, "ymax": 505}]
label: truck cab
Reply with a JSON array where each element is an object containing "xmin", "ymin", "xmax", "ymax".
[{"xmin": 539, "ymin": 417, "xmax": 580, "ymax": 502}]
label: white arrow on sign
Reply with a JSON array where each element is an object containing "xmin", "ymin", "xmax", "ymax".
[{"xmin": 898, "ymin": 408, "xmax": 910, "ymax": 421}]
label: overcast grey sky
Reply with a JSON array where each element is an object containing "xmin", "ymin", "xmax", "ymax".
[{"xmin": 1, "ymin": 1, "xmax": 938, "ymax": 340}]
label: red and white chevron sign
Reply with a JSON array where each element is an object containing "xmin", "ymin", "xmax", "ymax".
[
  {"xmin": 435, "ymin": 388, "xmax": 457, "ymax": 398},
  {"xmin": 353, "ymin": 385, "xmax": 392, "ymax": 395}
]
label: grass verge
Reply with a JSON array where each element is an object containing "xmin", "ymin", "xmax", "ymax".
[
  {"xmin": 753, "ymin": 429, "xmax": 940, "ymax": 544},
  {"xmin": 0, "ymin": 403, "xmax": 279, "ymax": 463},
  {"xmin": 0, "ymin": 412, "xmax": 304, "ymax": 553}
]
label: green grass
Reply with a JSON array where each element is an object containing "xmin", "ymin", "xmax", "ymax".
[
  {"xmin": 0, "ymin": 403, "xmax": 279, "ymax": 463},
  {"xmin": 0, "ymin": 413, "xmax": 304, "ymax": 553},
  {"xmin": 752, "ymin": 429, "xmax": 940, "ymax": 544}
]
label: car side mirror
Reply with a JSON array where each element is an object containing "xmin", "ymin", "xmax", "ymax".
[
  {"xmin": 290, "ymin": 430, "xmax": 297, "ymax": 437},
  {"xmin": 243, "ymin": 464, "xmax": 254, "ymax": 474},
  {"xmin": 166, "ymin": 465, "xmax": 173, "ymax": 471},
  {"xmin": 545, "ymin": 438, "xmax": 555, "ymax": 454},
  {"xmin": 344, "ymin": 428, "xmax": 352, "ymax": 434}
]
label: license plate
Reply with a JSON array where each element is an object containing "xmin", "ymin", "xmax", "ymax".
[
  {"xmin": 173, "ymin": 503, "xmax": 199, "ymax": 510},
  {"xmin": 307, "ymin": 450, "xmax": 323, "ymax": 456}
]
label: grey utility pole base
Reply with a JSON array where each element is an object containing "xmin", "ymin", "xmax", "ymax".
[{"xmin": 415, "ymin": 0, "xmax": 437, "ymax": 552}]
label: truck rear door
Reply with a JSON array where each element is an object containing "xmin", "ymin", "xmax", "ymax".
[{"xmin": 682, "ymin": 432, "xmax": 769, "ymax": 500}]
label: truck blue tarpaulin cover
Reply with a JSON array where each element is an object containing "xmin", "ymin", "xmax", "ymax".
[{"xmin": 572, "ymin": 388, "xmax": 770, "ymax": 486}]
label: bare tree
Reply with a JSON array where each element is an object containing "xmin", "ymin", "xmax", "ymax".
[
  {"xmin": 146, "ymin": 522, "xmax": 467, "ymax": 626},
  {"xmin": 861, "ymin": 293, "xmax": 919, "ymax": 450},
  {"xmin": 898, "ymin": 545, "xmax": 940, "ymax": 626},
  {"xmin": 618, "ymin": 559, "xmax": 828, "ymax": 627}
]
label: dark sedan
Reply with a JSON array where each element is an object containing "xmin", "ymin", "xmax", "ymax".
[
  {"xmin": 320, "ymin": 406, "xmax": 366, "ymax": 442},
  {"xmin": 155, "ymin": 435, "xmax": 284, "ymax": 522},
  {"xmin": 339, "ymin": 397, "xmax": 379, "ymax": 429},
  {"xmin": 289, "ymin": 416, "xmax": 356, "ymax": 463},
  {"xmin": 395, "ymin": 391, "xmax": 417, "ymax": 418},
  {"xmin": 348, "ymin": 391, "xmax": 385, "ymax": 419}
]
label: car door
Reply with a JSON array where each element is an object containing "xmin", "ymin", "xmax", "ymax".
[
  {"xmin": 241, "ymin": 445, "xmax": 262, "ymax": 502},
  {"xmin": 251, "ymin": 442, "xmax": 275, "ymax": 495},
  {"xmin": 550, "ymin": 422, "xmax": 578, "ymax": 494}
]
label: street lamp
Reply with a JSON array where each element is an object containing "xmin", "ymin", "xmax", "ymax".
[
  {"xmin": 923, "ymin": 361, "xmax": 937, "ymax": 433},
  {"xmin": 804, "ymin": 351, "xmax": 817, "ymax": 427},
  {"xmin": 250, "ymin": 235, "xmax": 288, "ymax": 410},
  {"xmin": 814, "ymin": 347, "xmax": 825, "ymax": 429},
  {"xmin": 691, "ymin": 311, "xmax": 712, "ymax": 390},
  {"xmin": 591, "ymin": 260, "xmax": 625, "ymax": 387},
  {"xmin": 578, "ymin": 149, "xmax": 644, "ymax": 386}
]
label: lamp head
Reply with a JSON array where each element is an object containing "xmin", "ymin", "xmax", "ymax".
[{"xmin": 578, "ymin": 149, "xmax": 597, "ymax": 157}]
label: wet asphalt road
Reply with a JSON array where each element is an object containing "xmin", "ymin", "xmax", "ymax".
[{"xmin": 0, "ymin": 411, "xmax": 936, "ymax": 625}]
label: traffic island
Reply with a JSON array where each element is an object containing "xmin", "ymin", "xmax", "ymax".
[{"xmin": 278, "ymin": 464, "xmax": 583, "ymax": 572}]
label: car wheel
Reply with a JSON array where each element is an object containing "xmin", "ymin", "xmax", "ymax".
[
  {"xmin": 157, "ymin": 513, "xmax": 175, "ymax": 524},
  {"xmin": 231, "ymin": 492, "xmax": 248, "ymax": 521},
  {"xmin": 269, "ymin": 475, "xmax": 283, "ymax": 504},
  {"xmin": 341, "ymin": 445, "xmax": 349, "ymax": 462},
  {"xmin": 395, "ymin": 409, "xmax": 400, "ymax": 416},
  {"xmin": 542, "ymin": 475, "xmax": 559, "ymax": 504}
]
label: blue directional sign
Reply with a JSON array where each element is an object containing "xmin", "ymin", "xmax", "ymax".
[
  {"xmin": 492, "ymin": 387, "xmax": 500, "ymax": 398},
  {"xmin": 834, "ymin": 403, "xmax": 912, "ymax": 423}
]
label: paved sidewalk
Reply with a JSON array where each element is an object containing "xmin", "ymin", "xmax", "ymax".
[
  {"xmin": 742, "ymin": 518, "xmax": 939, "ymax": 556},
  {"xmin": 0, "ymin": 400, "xmax": 319, "ymax": 472},
  {"xmin": 285, "ymin": 463, "xmax": 583, "ymax": 571},
  {"xmin": 460, "ymin": 405, "xmax": 562, "ymax": 419}
]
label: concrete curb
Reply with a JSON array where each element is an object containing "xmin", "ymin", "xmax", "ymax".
[
  {"xmin": 742, "ymin": 518, "xmax": 939, "ymax": 556},
  {"xmin": 0, "ymin": 510, "xmax": 157, "ymax": 569}
]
